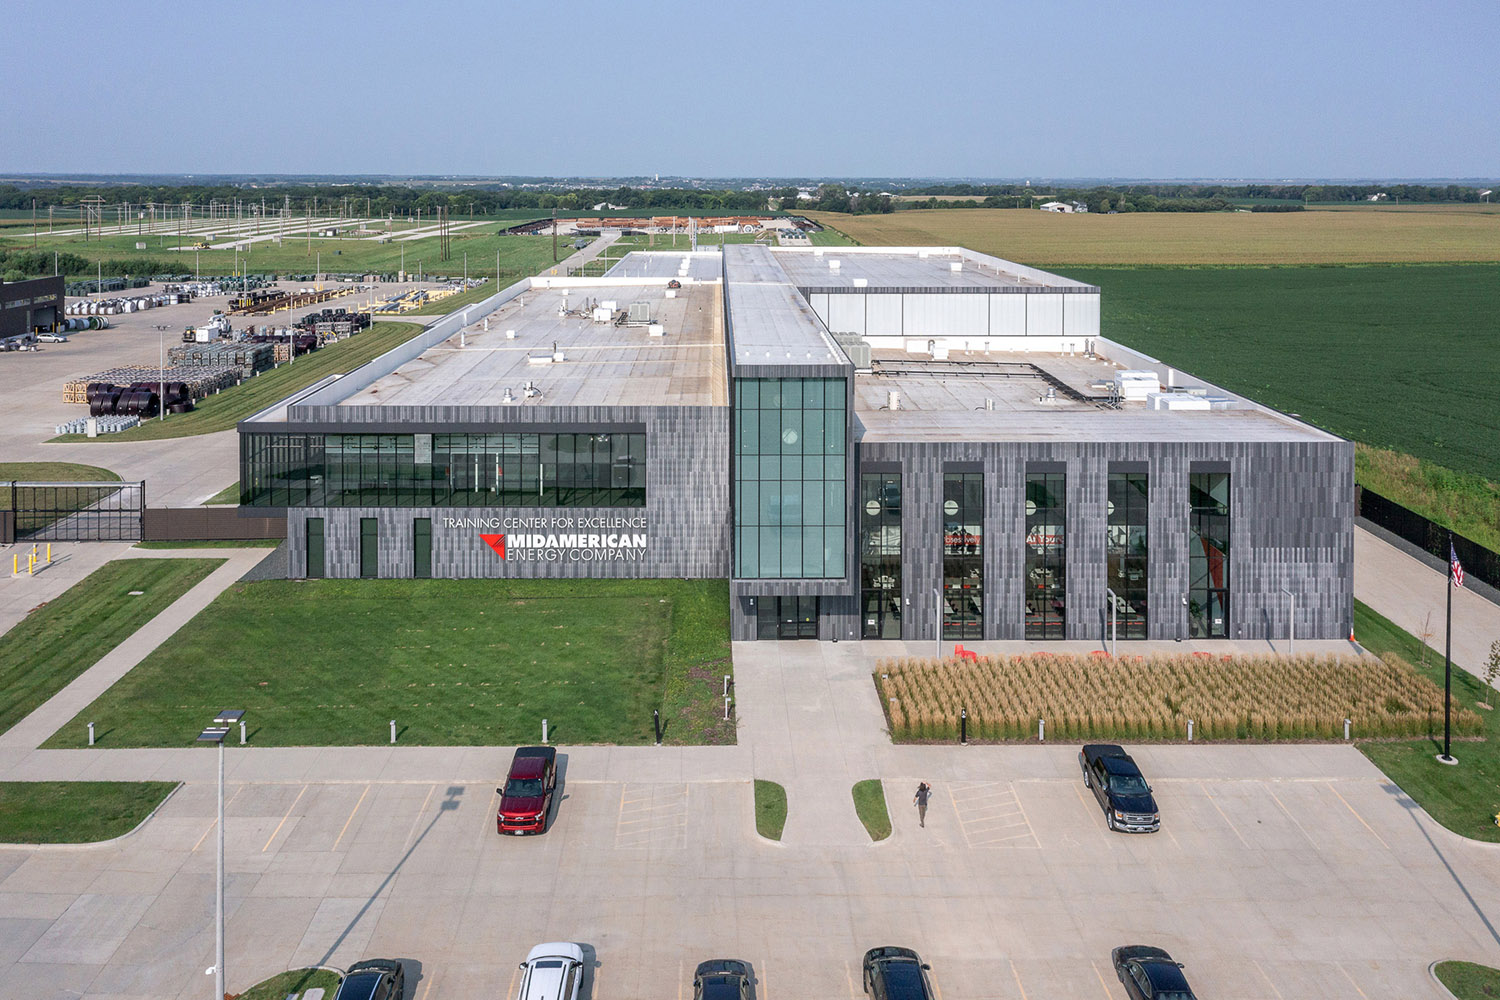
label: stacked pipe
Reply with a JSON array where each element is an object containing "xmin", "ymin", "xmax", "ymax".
[
  {"xmin": 63, "ymin": 365, "xmax": 237, "ymax": 403},
  {"xmin": 86, "ymin": 382, "xmax": 160, "ymax": 418}
]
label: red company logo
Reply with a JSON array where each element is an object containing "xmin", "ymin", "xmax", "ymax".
[{"xmin": 480, "ymin": 534, "xmax": 507, "ymax": 558}]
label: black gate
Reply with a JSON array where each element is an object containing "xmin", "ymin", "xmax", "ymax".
[{"xmin": 2, "ymin": 481, "xmax": 145, "ymax": 541}]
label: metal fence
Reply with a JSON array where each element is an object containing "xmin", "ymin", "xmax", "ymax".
[
  {"xmin": 1356, "ymin": 485, "xmax": 1499, "ymax": 591},
  {"xmin": 2, "ymin": 481, "xmax": 144, "ymax": 541}
]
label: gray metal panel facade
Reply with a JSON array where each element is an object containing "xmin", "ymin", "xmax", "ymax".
[
  {"xmin": 749, "ymin": 438, "xmax": 1355, "ymax": 644},
  {"xmin": 282, "ymin": 404, "xmax": 729, "ymax": 580}
]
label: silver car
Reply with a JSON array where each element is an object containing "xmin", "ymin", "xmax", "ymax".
[{"xmin": 516, "ymin": 942, "xmax": 585, "ymax": 1000}]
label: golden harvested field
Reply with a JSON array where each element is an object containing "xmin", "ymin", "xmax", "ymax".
[
  {"xmin": 811, "ymin": 206, "xmax": 1500, "ymax": 265},
  {"xmin": 875, "ymin": 652, "xmax": 1482, "ymax": 743}
]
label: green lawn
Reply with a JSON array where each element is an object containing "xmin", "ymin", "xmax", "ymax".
[
  {"xmin": 1058, "ymin": 265, "xmax": 1500, "ymax": 484},
  {"xmin": 236, "ymin": 968, "xmax": 342, "ymax": 1000},
  {"xmin": 204, "ymin": 482, "xmax": 241, "ymax": 505},
  {"xmin": 1434, "ymin": 961, "xmax": 1500, "ymax": 999},
  {"xmin": 0, "ymin": 462, "xmax": 120, "ymax": 483},
  {"xmin": 0, "ymin": 559, "xmax": 223, "ymax": 738},
  {"xmin": 0, "ymin": 782, "xmax": 179, "ymax": 843},
  {"xmin": 45, "ymin": 578, "xmax": 732, "ymax": 748},
  {"xmin": 852, "ymin": 779, "xmax": 892, "ymax": 841},
  {"xmin": 1355, "ymin": 600, "xmax": 1500, "ymax": 841},
  {"xmin": 808, "ymin": 226, "xmax": 860, "ymax": 246},
  {"xmin": 755, "ymin": 780, "xmax": 787, "ymax": 841},
  {"xmin": 52, "ymin": 321, "xmax": 423, "ymax": 442}
]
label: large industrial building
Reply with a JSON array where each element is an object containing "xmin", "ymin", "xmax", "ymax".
[
  {"xmin": 239, "ymin": 244, "xmax": 1353, "ymax": 643},
  {"xmin": 0, "ymin": 276, "xmax": 63, "ymax": 341}
]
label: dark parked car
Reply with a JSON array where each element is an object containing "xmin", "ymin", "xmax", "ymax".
[
  {"xmin": 498, "ymin": 745, "xmax": 558, "ymax": 835},
  {"xmin": 1080, "ymin": 744, "xmax": 1160, "ymax": 832},
  {"xmin": 693, "ymin": 959, "xmax": 751, "ymax": 1000},
  {"xmin": 862, "ymin": 947, "xmax": 933, "ymax": 1000},
  {"xmin": 1111, "ymin": 946, "xmax": 1197, "ymax": 1000},
  {"xmin": 332, "ymin": 959, "xmax": 406, "ymax": 1000}
]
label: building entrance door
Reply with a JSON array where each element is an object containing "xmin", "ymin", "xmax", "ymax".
[{"xmin": 757, "ymin": 596, "xmax": 819, "ymax": 639}]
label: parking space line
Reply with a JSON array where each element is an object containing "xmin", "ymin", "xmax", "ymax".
[
  {"xmin": 1326, "ymin": 783, "xmax": 1389, "ymax": 850},
  {"xmin": 401, "ymin": 784, "xmax": 437, "ymax": 852},
  {"xmin": 1091, "ymin": 961, "xmax": 1115, "ymax": 999},
  {"xmin": 1266, "ymin": 787, "xmax": 1319, "ymax": 849},
  {"xmin": 191, "ymin": 784, "xmax": 247, "ymax": 852},
  {"xmin": 762, "ymin": 955, "xmax": 769, "ymax": 1000},
  {"xmin": 332, "ymin": 783, "xmax": 370, "ymax": 851},
  {"xmin": 1200, "ymin": 782, "xmax": 1251, "ymax": 849},
  {"xmin": 1338, "ymin": 962, "xmax": 1371, "ymax": 1000},
  {"xmin": 929, "ymin": 967, "xmax": 943, "ymax": 1000},
  {"xmin": 1253, "ymin": 960, "xmax": 1285, "ymax": 1000},
  {"xmin": 1009, "ymin": 959, "xmax": 1029, "ymax": 1000},
  {"xmin": 678, "ymin": 959, "xmax": 684, "ymax": 1000},
  {"xmin": 261, "ymin": 784, "xmax": 308, "ymax": 852},
  {"xmin": 417, "ymin": 969, "xmax": 439, "ymax": 1000},
  {"xmin": 845, "ymin": 960, "xmax": 859, "ymax": 999},
  {"xmin": 506, "ymin": 966, "xmax": 519, "ymax": 1000}
]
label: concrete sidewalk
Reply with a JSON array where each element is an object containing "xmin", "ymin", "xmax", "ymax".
[
  {"xmin": 1356, "ymin": 525, "xmax": 1500, "ymax": 682},
  {"xmin": 0, "ymin": 547, "xmax": 271, "ymax": 751},
  {"xmin": 0, "ymin": 541, "xmax": 134, "ymax": 637}
]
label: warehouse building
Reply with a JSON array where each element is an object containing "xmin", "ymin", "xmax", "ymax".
[
  {"xmin": 0, "ymin": 276, "xmax": 64, "ymax": 341},
  {"xmin": 239, "ymin": 245, "xmax": 1352, "ymax": 643}
]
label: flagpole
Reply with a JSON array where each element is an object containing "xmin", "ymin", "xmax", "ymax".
[{"xmin": 1442, "ymin": 531, "xmax": 1455, "ymax": 763}]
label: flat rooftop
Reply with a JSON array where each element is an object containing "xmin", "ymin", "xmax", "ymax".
[
  {"xmin": 604, "ymin": 251, "xmax": 724, "ymax": 281},
  {"xmin": 770, "ymin": 247, "xmax": 1096, "ymax": 291},
  {"xmin": 725, "ymin": 245, "xmax": 849, "ymax": 372},
  {"xmin": 855, "ymin": 348, "xmax": 1338, "ymax": 444},
  {"xmin": 341, "ymin": 280, "xmax": 726, "ymax": 409}
]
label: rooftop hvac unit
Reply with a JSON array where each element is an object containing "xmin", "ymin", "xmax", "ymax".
[
  {"xmin": 1114, "ymin": 369, "xmax": 1160, "ymax": 400},
  {"xmin": 828, "ymin": 259, "xmax": 841, "ymax": 270},
  {"xmin": 506, "ymin": 329, "xmax": 516, "ymax": 339},
  {"xmin": 628, "ymin": 301, "xmax": 651, "ymax": 324},
  {"xmin": 592, "ymin": 306, "xmax": 612, "ymax": 323},
  {"xmin": 886, "ymin": 389, "xmax": 900, "ymax": 411},
  {"xmin": 1147, "ymin": 392, "xmax": 1211, "ymax": 411},
  {"xmin": 648, "ymin": 324, "xmax": 665, "ymax": 337},
  {"xmin": 852, "ymin": 277, "xmax": 868, "ymax": 287},
  {"xmin": 950, "ymin": 262, "xmax": 962, "ymax": 272}
]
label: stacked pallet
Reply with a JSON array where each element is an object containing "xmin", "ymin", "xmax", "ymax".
[
  {"xmin": 63, "ymin": 365, "xmax": 238, "ymax": 403},
  {"xmin": 167, "ymin": 342, "xmax": 274, "ymax": 379}
]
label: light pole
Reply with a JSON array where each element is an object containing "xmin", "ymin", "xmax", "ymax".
[
  {"xmin": 159, "ymin": 325, "xmax": 165, "ymax": 421},
  {"xmin": 197, "ymin": 709, "xmax": 244, "ymax": 1000},
  {"xmin": 1280, "ymin": 587, "xmax": 1295, "ymax": 656},
  {"xmin": 1105, "ymin": 588, "xmax": 1119, "ymax": 657}
]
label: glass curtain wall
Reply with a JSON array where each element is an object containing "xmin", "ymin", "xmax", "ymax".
[
  {"xmin": 1188, "ymin": 473, "xmax": 1230, "ymax": 638},
  {"xmin": 733, "ymin": 377, "xmax": 848, "ymax": 579},
  {"xmin": 942, "ymin": 473, "xmax": 983, "ymax": 639},
  {"xmin": 1106, "ymin": 472, "xmax": 1149, "ymax": 639},
  {"xmin": 860, "ymin": 472, "xmax": 902, "ymax": 639},
  {"xmin": 240, "ymin": 432, "xmax": 646, "ymax": 508},
  {"xmin": 1025, "ymin": 473, "xmax": 1066, "ymax": 639}
]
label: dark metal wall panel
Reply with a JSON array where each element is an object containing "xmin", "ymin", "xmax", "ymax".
[{"xmin": 143, "ymin": 508, "xmax": 287, "ymax": 541}]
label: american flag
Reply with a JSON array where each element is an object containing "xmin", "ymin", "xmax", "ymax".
[{"xmin": 1451, "ymin": 542, "xmax": 1465, "ymax": 588}]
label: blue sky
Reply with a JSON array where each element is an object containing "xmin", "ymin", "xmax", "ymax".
[{"xmin": 4, "ymin": 0, "xmax": 1496, "ymax": 179}]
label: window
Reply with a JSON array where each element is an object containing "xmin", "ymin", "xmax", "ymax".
[
  {"xmin": 860, "ymin": 472, "xmax": 902, "ymax": 639},
  {"xmin": 240, "ymin": 431, "xmax": 646, "ymax": 508},
  {"xmin": 413, "ymin": 518, "xmax": 432, "ymax": 579},
  {"xmin": 1025, "ymin": 473, "xmax": 1065, "ymax": 639},
  {"xmin": 306, "ymin": 517, "xmax": 325, "ymax": 579},
  {"xmin": 732, "ymin": 377, "xmax": 847, "ymax": 579},
  {"xmin": 942, "ymin": 472, "xmax": 982, "ymax": 640},
  {"xmin": 1106, "ymin": 472, "xmax": 1148, "ymax": 639},
  {"xmin": 360, "ymin": 517, "xmax": 378, "ymax": 578},
  {"xmin": 1189, "ymin": 472, "xmax": 1230, "ymax": 638}
]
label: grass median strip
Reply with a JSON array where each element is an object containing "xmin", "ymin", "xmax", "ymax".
[
  {"xmin": 1354, "ymin": 600, "xmax": 1500, "ymax": 842},
  {"xmin": 852, "ymin": 780, "xmax": 891, "ymax": 841},
  {"xmin": 0, "ymin": 781, "xmax": 179, "ymax": 843},
  {"xmin": 1433, "ymin": 961, "xmax": 1500, "ymax": 999},
  {"xmin": 0, "ymin": 558, "xmax": 223, "ymax": 738},
  {"xmin": 50, "ymin": 320, "xmax": 423, "ymax": 442},
  {"xmin": 235, "ymin": 968, "xmax": 342, "ymax": 1000},
  {"xmin": 755, "ymin": 780, "xmax": 787, "ymax": 841},
  {"xmin": 44, "ymin": 578, "xmax": 731, "ymax": 748}
]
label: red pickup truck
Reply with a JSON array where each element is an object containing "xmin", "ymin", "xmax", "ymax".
[{"xmin": 497, "ymin": 745, "xmax": 558, "ymax": 835}]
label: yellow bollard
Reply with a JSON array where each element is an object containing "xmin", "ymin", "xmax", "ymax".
[
  {"xmin": 46, "ymin": 543, "xmax": 52, "ymax": 563},
  {"xmin": 11, "ymin": 554, "xmax": 16, "ymax": 575},
  {"xmin": 28, "ymin": 554, "xmax": 35, "ymax": 576}
]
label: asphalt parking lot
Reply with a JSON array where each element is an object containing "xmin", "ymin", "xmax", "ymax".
[{"xmin": 2, "ymin": 748, "xmax": 1496, "ymax": 1000}]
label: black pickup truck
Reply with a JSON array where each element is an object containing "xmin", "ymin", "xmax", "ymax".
[{"xmin": 1079, "ymin": 744, "xmax": 1160, "ymax": 833}]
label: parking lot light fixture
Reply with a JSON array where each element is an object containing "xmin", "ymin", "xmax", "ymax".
[{"xmin": 198, "ymin": 710, "xmax": 244, "ymax": 1000}]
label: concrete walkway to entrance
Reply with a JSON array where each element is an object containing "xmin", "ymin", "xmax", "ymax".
[{"xmin": 0, "ymin": 547, "xmax": 272, "ymax": 752}]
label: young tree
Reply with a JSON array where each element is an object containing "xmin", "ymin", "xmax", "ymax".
[
  {"xmin": 1417, "ymin": 612, "xmax": 1435, "ymax": 666},
  {"xmin": 1484, "ymin": 639, "xmax": 1500, "ymax": 710}
]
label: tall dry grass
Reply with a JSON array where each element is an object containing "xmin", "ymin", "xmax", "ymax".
[{"xmin": 875, "ymin": 652, "xmax": 1482, "ymax": 743}]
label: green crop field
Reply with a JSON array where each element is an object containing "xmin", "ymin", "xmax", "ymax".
[
  {"xmin": 814, "ymin": 205, "xmax": 1500, "ymax": 265},
  {"xmin": 44, "ymin": 578, "xmax": 734, "ymax": 748},
  {"xmin": 1057, "ymin": 265, "xmax": 1500, "ymax": 484},
  {"xmin": 0, "ymin": 227, "xmax": 564, "ymax": 281},
  {"xmin": 52, "ymin": 321, "xmax": 424, "ymax": 442}
]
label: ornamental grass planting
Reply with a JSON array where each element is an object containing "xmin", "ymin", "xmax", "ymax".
[{"xmin": 875, "ymin": 652, "xmax": 1482, "ymax": 743}]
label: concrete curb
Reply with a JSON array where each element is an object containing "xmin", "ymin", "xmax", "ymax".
[
  {"xmin": 1427, "ymin": 960, "xmax": 1465, "ymax": 1000},
  {"xmin": 0, "ymin": 779, "xmax": 182, "ymax": 851}
]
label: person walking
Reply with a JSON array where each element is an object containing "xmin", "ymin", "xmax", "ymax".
[{"xmin": 913, "ymin": 781, "xmax": 932, "ymax": 828}]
